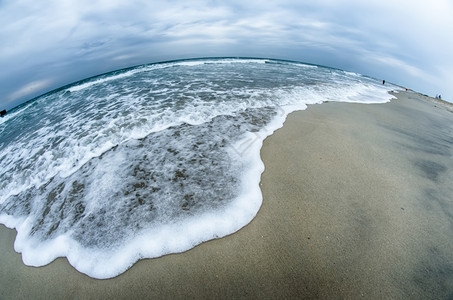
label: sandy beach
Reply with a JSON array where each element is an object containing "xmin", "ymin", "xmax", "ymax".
[{"xmin": 1, "ymin": 91, "xmax": 452, "ymax": 299}]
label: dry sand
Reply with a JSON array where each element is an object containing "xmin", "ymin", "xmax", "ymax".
[{"xmin": 1, "ymin": 91, "xmax": 452, "ymax": 299}]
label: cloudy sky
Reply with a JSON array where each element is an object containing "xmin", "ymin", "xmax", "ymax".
[{"xmin": 1, "ymin": 0, "xmax": 452, "ymax": 109}]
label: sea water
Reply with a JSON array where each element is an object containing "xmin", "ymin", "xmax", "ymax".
[{"xmin": 0, "ymin": 58, "xmax": 398, "ymax": 278}]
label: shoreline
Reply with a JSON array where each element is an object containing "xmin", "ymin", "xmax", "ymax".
[{"xmin": 1, "ymin": 91, "xmax": 452, "ymax": 298}]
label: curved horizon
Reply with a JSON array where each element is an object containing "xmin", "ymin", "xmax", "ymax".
[
  {"xmin": 1, "ymin": 1, "xmax": 452, "ymax": 110},
  {"xmin": 5, "ymin": 56, "xmax": 400, "ymax": 112}
]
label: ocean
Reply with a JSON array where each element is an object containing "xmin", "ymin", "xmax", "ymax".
[{"xmin": 0, "ymin": 58, "xmax": 397, "ymax": 278}]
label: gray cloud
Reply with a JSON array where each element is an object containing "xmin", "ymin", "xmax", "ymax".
[{"xmin": 1, "ymin": 0, "xmax": 452, "ymax": 109}]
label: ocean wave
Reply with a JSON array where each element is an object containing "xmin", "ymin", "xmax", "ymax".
[{"xmin": 0, "ymin": 58, "xmax": 398, "ymax": 278}]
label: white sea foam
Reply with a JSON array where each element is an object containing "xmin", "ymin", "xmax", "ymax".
[
  {"xmin": 67, "ymin": 58, "xmax": 268, "ymax": 93},
  {"xmin": 68, "ymin": 68, "xmax": 145, "ymax": 92},
  {"xmin": 0, "ymin": 58, "xmax": 398, "ymax": 279}
]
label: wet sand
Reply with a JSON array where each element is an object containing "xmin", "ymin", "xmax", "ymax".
[{"xmin": 1, "ymin": 91, "xmax": 452, "ymax": 299}]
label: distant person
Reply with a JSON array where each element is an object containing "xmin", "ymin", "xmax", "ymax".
[
  {"xmin": 439, "ymin": 95, "xmax": 442, "ymax": 99},
  {"xmin": 382, "ymin": 80, "xmax": 385, "ymax": 85},
  {"xmin": 0, "ymin": 109, "xmax": 6, "ymax": 117}
]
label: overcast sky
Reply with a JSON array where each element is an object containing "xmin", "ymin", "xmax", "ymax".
[{"xmin": 1, "ymin": 0, "xmax": 452, "ymax": 109}]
